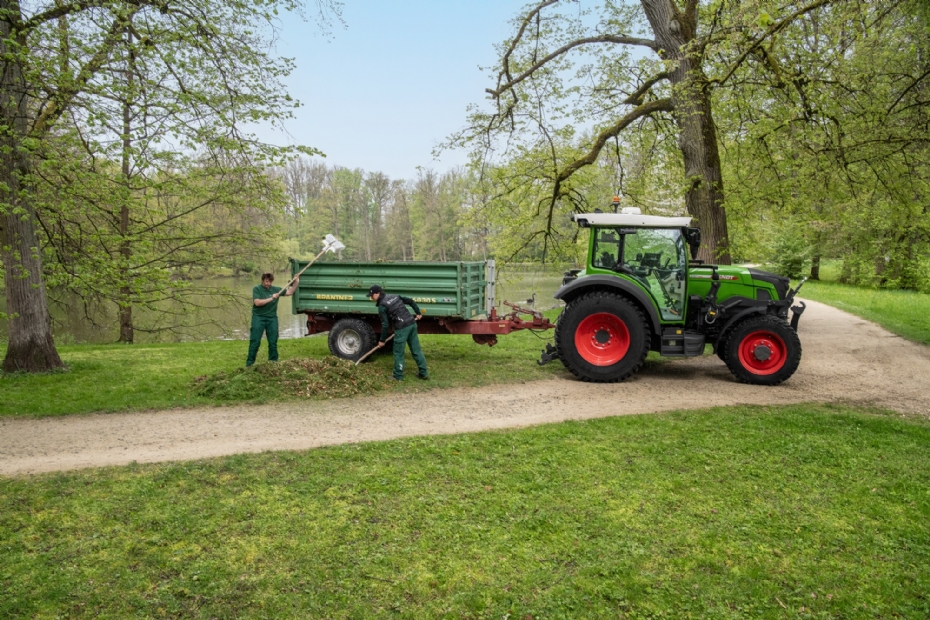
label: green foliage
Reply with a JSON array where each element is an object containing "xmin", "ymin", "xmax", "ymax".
[
  {"xmin": 275, "ymin": 160, "xmax": 489, "ymax": 265},
  {"xmin": 1, "ymin": 0, "xmax": 342, "ymax": 348},
  {"xmin": 2, "ymin": 405, "xmax": 929, "ymax": 617},
  {"xmin": 769, "ymin": 225, "xmax": 810, "ymax": 279},
  {"xmin": 720, "ymin": 0, "xmax": 929, "ymax": 290},
  {"xmin": 193, "ymin": 357, "xmax": 394, "ymax": 401}
]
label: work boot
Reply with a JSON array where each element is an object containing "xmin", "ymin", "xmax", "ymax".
[{"xmin": 417, "ymin": 374, "xmax": 429, "ymax": 380}]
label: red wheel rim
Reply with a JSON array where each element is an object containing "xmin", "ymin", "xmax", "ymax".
[
  {"xmin": 737, "ymin": 330, "xmax": 787, "ymax": 375},
  {"xmin": 574, "ymin": 312, "xmax": 630, "ymax": 366}
]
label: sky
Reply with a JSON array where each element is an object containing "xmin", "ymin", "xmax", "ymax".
[{"xmin": 269, "ymin": 0, "xmax": 527, "ymax": 180}]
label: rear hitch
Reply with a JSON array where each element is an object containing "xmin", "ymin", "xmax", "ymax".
[{"xmin": 538, "ymin": 343, "xmax": 558, "ymax": 366}]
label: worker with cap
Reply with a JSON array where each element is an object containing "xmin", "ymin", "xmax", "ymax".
[
  {"xmin": 368, "ymin": 284, "xmax": 428, "ymax": 381},
  {"xmin": 246, "ymin": 272, "xmax": 298, "ymax": 367}
]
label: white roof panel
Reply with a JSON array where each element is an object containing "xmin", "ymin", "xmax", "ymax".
[{"xmin": 572, "ymin": 212, "xmax": 692, "ymax": 228}]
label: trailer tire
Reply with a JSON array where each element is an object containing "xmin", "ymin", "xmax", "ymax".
[
  {"xmin": 328, "ymin": 318, "xmax": 377, "ymax": 362},
  {"xmin": 555, "ymin": 290, "xmax": 650, "ymax": 383},
  {"xmin": 724, "ymin": 314, "xmax": 801, "ymax": 385}
]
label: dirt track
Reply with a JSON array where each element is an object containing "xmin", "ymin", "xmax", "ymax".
[{"xmin": 2, "ymin": 299, "xmax": 928, "ymax": 476}]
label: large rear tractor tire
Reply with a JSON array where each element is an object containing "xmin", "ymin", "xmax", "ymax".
[
  {"xmin": 328, "ymin": 318, "xmax": 377, "ymax": 363},
  {"xmin": 555, "ymin": 290, "xmax": 651, "ymax": 382},
  {"xmin": 724, "ymin": 315, "xmax": 801, "ymax": 385}
]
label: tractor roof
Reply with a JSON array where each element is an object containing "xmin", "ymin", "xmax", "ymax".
[{"xmin": 571, "ymin": 212, "xmax": 693, "ymax": 228}]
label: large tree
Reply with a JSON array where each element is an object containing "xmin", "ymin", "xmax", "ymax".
[
  {"xmin": 453, "ymin": 0, "xmax": 843, "ymax": 264},
  {"xmin": 717, "ymin": 0, "xmax": 928, "ymax": 289},
  {"xmin": 0, "ymin": 0, "xmax": 340, "ymax": 370}
]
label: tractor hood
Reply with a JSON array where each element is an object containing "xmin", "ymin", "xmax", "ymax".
[{"xmin": 688, "ymin": 266, "xmax": 791, "ymax": 301}]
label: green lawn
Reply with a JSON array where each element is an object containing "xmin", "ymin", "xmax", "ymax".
[
  {"xmin": 0, "ymin": 310, "xmax": 573, "ymax": 418},
  {"xmin": 2, "ymin": 404, "xmax": 928, "ymax": 618},
  {"xmin": 800, "ymin": 280, "xmax": 930, "ymax": 345},
  {"xmin": 753, "ymin": 259, "xmax": 930, "ymax": 345}
]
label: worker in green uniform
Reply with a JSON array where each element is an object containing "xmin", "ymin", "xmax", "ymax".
[
  {"xmin": 246, "ymin": 272, "xmax": 298, "ymax": 367},
  {"xmin": 368, "ymin": 284, "xmax": 428, "ymax": 381}
]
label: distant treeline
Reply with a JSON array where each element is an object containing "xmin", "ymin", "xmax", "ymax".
[{"xmin": 268, "ymin": 161, "xmax": 490, "ymax": 268}]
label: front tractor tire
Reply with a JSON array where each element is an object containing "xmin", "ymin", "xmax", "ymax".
[
  {"xmin": 328, "ymin": 318, "xmax": 377, "ymax": 363},
  {"xmin": 556, "ymin": 291, "xmax": 650, "ymax": 383},
  {"xmin": 724, "ymin": 315, "xmax": 801, "ymax": 385}
]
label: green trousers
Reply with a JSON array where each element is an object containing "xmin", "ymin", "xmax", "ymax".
[
  {"xmin": 246, "ymin": 315, "xmax": 279, "ymax": 366},
  {"xmin": 392, "ymin": 323, "xmax": 427, "ymax": 380}
]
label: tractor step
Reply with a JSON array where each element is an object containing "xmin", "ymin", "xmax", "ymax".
[{"xmin": 660, "ymin": 329, "xmax": 705, "ymax": 357}]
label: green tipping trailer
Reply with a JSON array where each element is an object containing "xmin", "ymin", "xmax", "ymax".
[{"xmin": 289, "ymin": 259, "xmax": 555, "ymax": 362}]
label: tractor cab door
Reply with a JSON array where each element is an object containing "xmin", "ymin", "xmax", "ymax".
[{"xmin": 622, "ymin": 228, "xmax": 688, "ymax": 321}]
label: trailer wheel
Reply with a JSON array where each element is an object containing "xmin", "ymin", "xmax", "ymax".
[
  {"xmin": 724, "ymin": 314, "xmax": 801, "ymax": 385},
  {"xmin": 328, "ymin": 318, "xmax": 377, "ymax": 362},
  {"xmin": 555, "ymin": 290, "xmax": 650, "ymax": 383}
]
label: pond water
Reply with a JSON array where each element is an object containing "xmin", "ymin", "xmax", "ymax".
[{"xmin": 0, "ymin": 267, "xmax": 569, "ymax": 345}]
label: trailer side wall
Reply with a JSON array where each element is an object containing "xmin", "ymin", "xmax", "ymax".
[{"xmin": 289, "ymin": 260, "xmax": 489, "ymax": 319}]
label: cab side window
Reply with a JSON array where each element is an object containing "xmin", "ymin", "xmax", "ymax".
[{"xmin": 592, "ymin": 229, "xmax": 621, "ymax": 269}]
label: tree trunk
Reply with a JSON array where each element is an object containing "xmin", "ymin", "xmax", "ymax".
[
  {"xmin": 0, "ymin": 3, "xmax": 64, "ymax": 372},
  {"xmin": 118, "ymin": 26, "xmax": 134, "ymax": 343},
  {"xmin": 641, "ymin": 0, "xmax": 731, "ymax": 264},
  {"xmin": 810, "ymin": 253, "xmax": 821, "ymax": 280}
]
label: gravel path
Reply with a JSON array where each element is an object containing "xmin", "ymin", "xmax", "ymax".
[{"xmin": 2, "ymin": 300, "xmax": 928, "ymax": 476}]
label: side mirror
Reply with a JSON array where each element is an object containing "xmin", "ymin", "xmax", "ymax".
[{"xmin": 685, "ymin": 227, "xmax": 702, "ymax": 260}]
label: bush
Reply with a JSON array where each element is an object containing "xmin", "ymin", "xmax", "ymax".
[{"xmin": 769, "ymin": 228, "xmax": 810, "ymax": 279}]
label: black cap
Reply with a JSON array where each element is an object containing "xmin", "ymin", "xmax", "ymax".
[{"xmin": 367, "ymin": 284, "xmax": 384, "ymax": 298}]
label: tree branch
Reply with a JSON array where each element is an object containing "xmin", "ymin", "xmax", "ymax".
[
  {"xmin": 488, "ymin": 34, "xmax": 659, "ymax": 98},
  {"xmin": 22, "ymin": 0, "xmax": 173, "ymax": 30},
  {"xmin": 556, "ymin": 97, "xmax": 672, "ymax": 185},
  {"xmin": 709, "ymin": 0, "xmax": 839, "ymax": 87},
  {"xmin": 538, "ymin": 97, "xmax": 673, "ymax": 253},
  {"xmin": 31, "ymin": 8, "xmax": 140, "ymax": 136}
]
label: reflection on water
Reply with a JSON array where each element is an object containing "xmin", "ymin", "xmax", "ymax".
[{"xmin": 0, "ymin": 267, "xmax": 570, "ymax": 345}]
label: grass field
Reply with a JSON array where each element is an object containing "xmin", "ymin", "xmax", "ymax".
[
  {"xmin": 2, "ymin": 404, "xmax": 928, "ymax": 618},
  {"xmin": 755, "ymin": 259, "xmax": 930, "ymax": 345},
  {"xmin": 800, "ymin": 280, "xmax": 930, "ymax": 345},
  {"xmin": 0, "ymin": 310, "xmax": 569, "ymax": 418}
]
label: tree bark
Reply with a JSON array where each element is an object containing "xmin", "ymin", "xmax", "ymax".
[
  {"xmin": 1, "ymin": 0, "xmax": 64, "ymax": 372},
  {"xmin": 641, "ymin": 0, "xmax": 731, "ymax": 264},
  {"xmin": 118, "ymin": 25, "xmax": 134, "ymax": 343}
]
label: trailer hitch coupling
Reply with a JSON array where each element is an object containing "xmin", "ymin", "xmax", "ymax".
[{"xmin": 538, "ymin": 343, "xmax": 558, "ymax": 366}]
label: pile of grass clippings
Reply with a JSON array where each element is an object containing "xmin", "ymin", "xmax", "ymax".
[{"xmin": 193, "ymin": 357, "xmax": 393, "ymax": 401}]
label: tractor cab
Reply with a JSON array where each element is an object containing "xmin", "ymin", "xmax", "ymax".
[
  {"xmin": 571, "ymin": 209, "xmax": 699, "ymax": 322},
  {"xmin": 541, "ymin": 202, "xmax": 806, "ymax": 386}
]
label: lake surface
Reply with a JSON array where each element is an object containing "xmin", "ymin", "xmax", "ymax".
[{"xmin": 0, "ymin": 267, "xmax": 568, "ymax": 345}]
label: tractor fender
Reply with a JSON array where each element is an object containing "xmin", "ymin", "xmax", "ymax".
[
  {"xmin": 714, "ymin": 306, "xmax": 768, "ymax": 352},
  {"xmin": 554, "ymin": 275, "xmax": 661, "ymax": 335}
]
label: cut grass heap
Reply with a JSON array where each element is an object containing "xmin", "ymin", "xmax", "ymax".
[{"xmin": 193, "ymin": 357, "xmax": 393, "ymax": 401}]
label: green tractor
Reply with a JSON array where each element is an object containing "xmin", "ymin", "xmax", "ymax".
[{"xmin": 539, "ymin": 204, "xmax": 807, "ymax": 385}]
